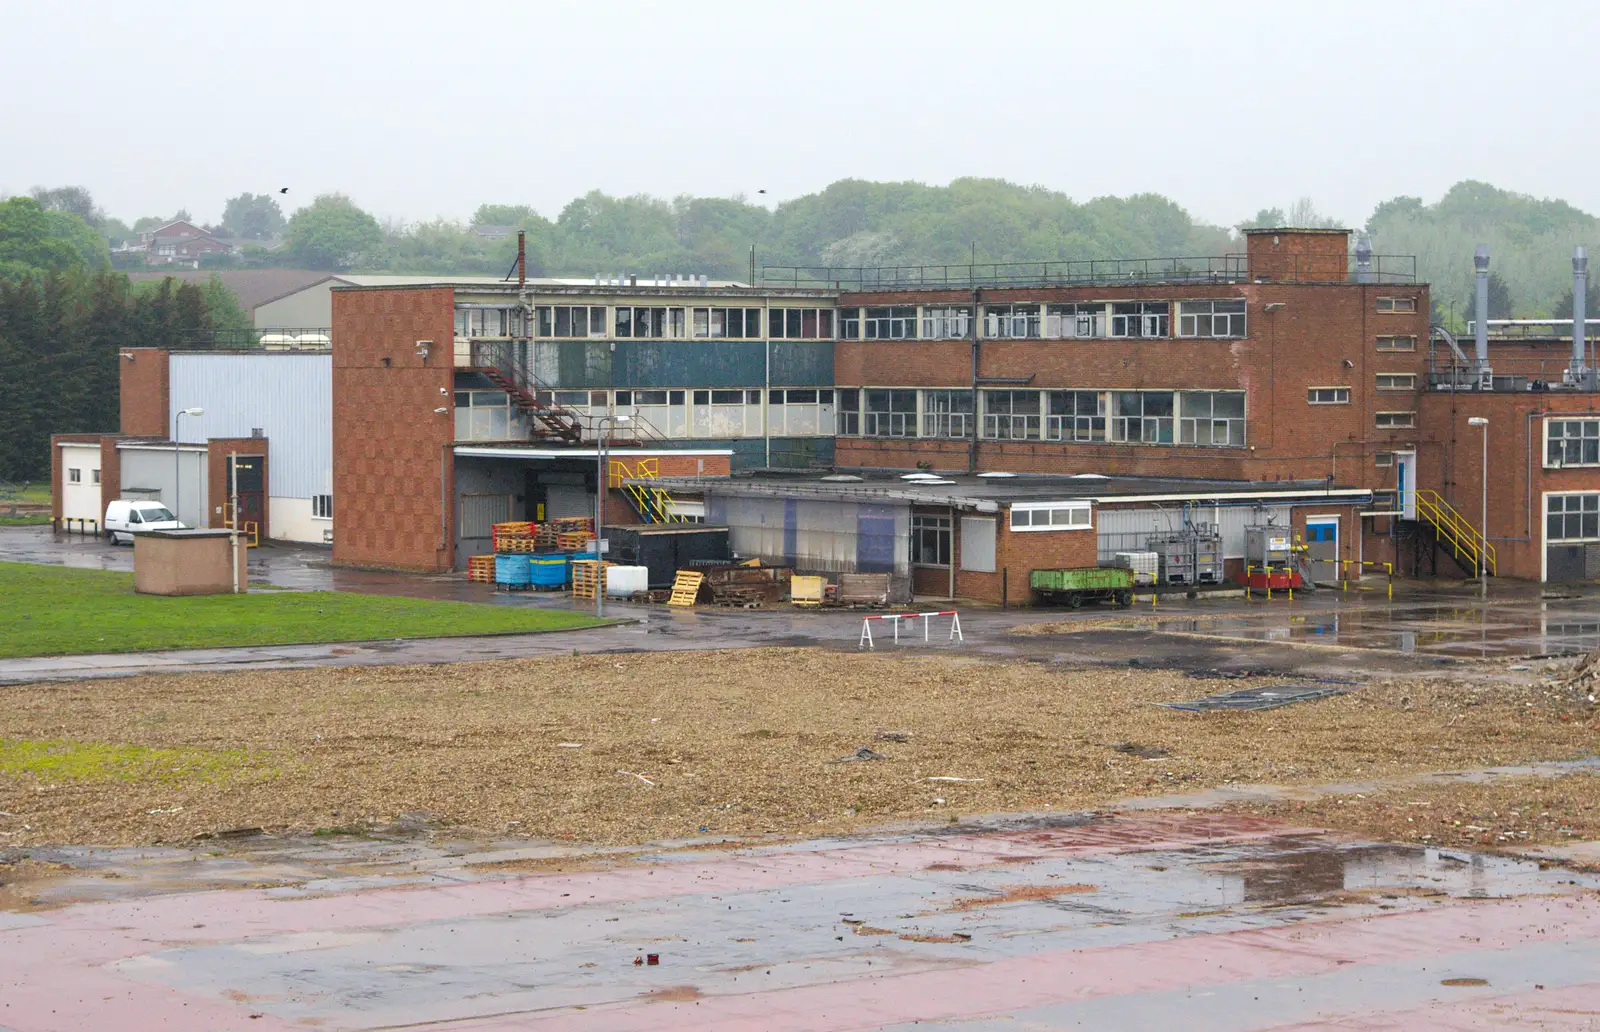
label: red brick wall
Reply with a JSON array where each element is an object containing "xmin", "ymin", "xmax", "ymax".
[
  {"xmin": 1245, "ymin": 229, "xmax": 1349, "ymax": 282},
  {"xmin": 331, "ymin": 287, "xmax": 457, "ymax": 571},
  {"xmin": 99, "ymin": 438, "xmax": 122, "ymax": 518},
  {"xmin": 207, "ymin": 439, "xmax": 269, "ymax": 539},
  {"xmin": 119, "ymin": 348, "xmax": 169, "ymax": 436},
  {"xmin": 1419, "ymin": 392, "xmax": 1600, "ymax": 581},
  {"xmin": 908, "ymin": 507, "xmax": 1098, "ymax": 605},
  {"xmin": 657, "ymin": 454, "xmax": 731, "ymax": 478},
  {"xmin": 834, "ymin": 281, "xmax": 1431, "ymax": 492}
]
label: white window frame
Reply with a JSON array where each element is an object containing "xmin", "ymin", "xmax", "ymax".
[
  {"xmin": 863, "ymin": 307, "xmax": 917, "ymax": 340},
  {"xmin": 312, "ymin": 494, "xmax": 333, "ymax": 520},
  {"xmin": 920, "ymin": 306, "xmax": 972, "ymax": 340},
  {"xmin": 982, "ymin": 304, "xmax": 1042, "ymax": 339},
  {"xmin": 1177, "ymin": 299, "xmax": 1247, "ymax": 338},
  {"xmin": 767, "ymin": 308, "xmax": 834, "ymax": 340},
  {"xmin": 766, "ymin": 388, "xmax": 835, "ymax": 437},
  {"xmin": 1177, "ymin": 390, "xmax": 1246, "ymax": 447},
  {"xmin": 911, "ymin": 514, "xmax": 952, "ymax": 567},
  {"xmin": 67, "ymin": 468, "xmax": 81, "ymax": 484},
  {"xmin": 1376, "ymin": 410, "xmax": 1417, "ymax": 429},
  {"xmin": 1377, "ymin": 296, "xmax": 1418, "ymax": 313},
  {"xmin": 1546, "ymin": 491, "xmax": 1600, "ymax": 543},
  {"xmin": 1375, "ymin": 452, "xmax": 1395, "ymax": 467},
  {"xmin": 1010, "ymin": 500, "xmax": 1092, "ymax": 532},
  {"xmin": 1109, "ymin": 302, "xmax": 1170, "ymax": 338},
  {"xmin": 91, "ymin": 469, "xmax": 101, "ymax": 484},
  {"xmin": 1044, "ymin": 303, "xmax": 1108, "ymax": 339},
  {"xmin": 1375, "ymin": 335, "xmax": 1417, "ymax": 352},
  {"xmin": 1545, "ymin": 417, "xmax": 1600, "ymax": 468},
  {"xmin": 1375, "ymin": 373, "xmax": 1415, "ymax": 392},
  {"xmin": 1307, "ymin": 386, "xmax": 1351, "ymax": 404},
  {"xmin": 921, "ymin": 389, "xmax": 974, "ymax": 439}
]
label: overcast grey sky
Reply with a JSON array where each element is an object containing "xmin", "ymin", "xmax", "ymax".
[{"xmin": 4, "ymin": 0, "xmax": 1594, "ymax": 229}]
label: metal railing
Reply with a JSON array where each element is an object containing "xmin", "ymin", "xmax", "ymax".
[
  {"xmin": 763, "ymin": 253, "xmax": 1415, "ymax": 291},
  {"xmin": 177, "ymin": 328, "xmax": 331, "ymax": 351}
]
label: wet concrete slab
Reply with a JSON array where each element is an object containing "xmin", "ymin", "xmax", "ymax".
[{"xmin": 2, "ymin": 810, "xmax": 1598, "ymax": 1031}]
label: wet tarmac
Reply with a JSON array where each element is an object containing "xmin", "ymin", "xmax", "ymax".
[
  {"xmin": 6, "ymin": 525, "xmax": 1600, "ymax": 687},
  {"xmin": 3, "ymin": 803, "xmax": 1598, "ymax": 1030}
]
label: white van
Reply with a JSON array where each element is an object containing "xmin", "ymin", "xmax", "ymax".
[{"xmin": 104, "ymin": 499, "xmax": 185, "ymax": 544}]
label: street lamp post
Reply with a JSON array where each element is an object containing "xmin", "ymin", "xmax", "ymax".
[
  {"xmin": 174, "ymin": 407, "xmax": 204, "ymax": 527},
  {"xmin": 593, "ymin": 414, "xmax": 630, "ymax": 618},
  {"xmin": 1468, "ymin": 416, "xmax": 1488, "ymax": 596}
]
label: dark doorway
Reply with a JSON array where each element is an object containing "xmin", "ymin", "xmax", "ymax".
[{"xmin": 228, "ymin": 454, "xmax": 265, "ymax": 533}]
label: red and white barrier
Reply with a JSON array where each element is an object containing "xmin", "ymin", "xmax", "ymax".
[{"xmin": 858, "ymin": 610, "xmax": 963, "ymax": 649}]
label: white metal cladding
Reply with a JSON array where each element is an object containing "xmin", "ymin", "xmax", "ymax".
[
  {"xmin": 707, "ymin": 493, "xmax": 910, "ymax": 576},
  {"xmin": 168, "ymin": 354, "xmax": 332, "ymax": 500},
  {"xmin": 1095, "ymin": 503, "xmax": 1292, "ymax": 561}
]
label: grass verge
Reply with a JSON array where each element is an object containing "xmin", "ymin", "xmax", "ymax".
[{"xmin": 0, "ymin": 561, "xmax": 606, "ymax": 658}]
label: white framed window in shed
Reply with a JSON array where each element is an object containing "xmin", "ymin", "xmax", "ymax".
[
  {"xmin": 1010, "ymin": 500, "xmax": 1092, "ymax": 532},
  {"xmin": 1307, "ymin": 387, "xmax": 1350, "ymax": 405},
  {"xmin": 91, "ymin": 469, "xmax": 101, "ymax": 484},
  {"xmin": 67, "ymin": 468, "xmax": 81, "ymax": 483},
  {"xmin": 312, "ymin": 495, "xmax": 333, "ymax": 520}
]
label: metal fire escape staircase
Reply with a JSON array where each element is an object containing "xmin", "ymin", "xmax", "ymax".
[{"xmin": 467, "ymin": 340, "xmax": 584, "ymax": 444}]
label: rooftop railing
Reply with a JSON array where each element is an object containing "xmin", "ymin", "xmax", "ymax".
[
  {"xmin": 762, "ymin": 253, "xmax": 1416, "ymax": 291},
  {"xmin": 175, "ymin": 328, "xmax": 332, "ymax": 351}
]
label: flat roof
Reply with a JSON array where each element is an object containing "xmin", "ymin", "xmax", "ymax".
[{"xmin": 649, "ymin": 469, "xmax": 1370, "ymax": 509}]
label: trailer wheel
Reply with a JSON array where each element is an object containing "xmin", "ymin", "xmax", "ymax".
[
  {"xmin": 1066, "ymin": 591, "xmax": 1083, "ymax": 609},
  {"xmin": 1115, "ymin": 590, "xmax": 1133, "ymax": 607}
]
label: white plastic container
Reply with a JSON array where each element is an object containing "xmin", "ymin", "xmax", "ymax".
[
  {"xmin": 1112, "ymin": 551, "xmax": 1159, "ymax": 585},
  {"xmin": 604, "ymin": 565, "xmax": 649, "ymax": 596}
]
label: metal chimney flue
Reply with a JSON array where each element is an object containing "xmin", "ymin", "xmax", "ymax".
[
  {"xmin": 1354, "ymin": 237, "xmax": 1373, "ymax": 283},
  {"xmin": 1572, "ymin": 246, "xmax": 1588, "ymax": 381},
  {"xmin": 1473, "ymin": 245, "xmax": 1492, "ymax": 389}
]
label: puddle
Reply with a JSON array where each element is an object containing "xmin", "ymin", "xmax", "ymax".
[{"xmin": 1115, "ymin": 601, "xmax": 1600, "ymax": 658}]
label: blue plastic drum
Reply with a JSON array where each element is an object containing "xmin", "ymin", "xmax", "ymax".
[
  {"xmin": 495, "ymin": 554, "xmax": 532, "ymax": 587},
  {"xmin": 528, "ymin": 552, "xmax": 569, "ymax": 587}
]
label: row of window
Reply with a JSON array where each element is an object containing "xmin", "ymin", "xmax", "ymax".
[
  {"xmin": 1547, "ymin": 418, "xmax": 1600, "ymax": 468},
  {"xmin": 1549, "ymin": 493, "xmax": 1600, "ymax": 542},
  {"xmin": 455, "ymin": 303, "xmax": 1423, "ymax": 345},
  {"xmin": 911, "ymin": 502, "xmax": 1092, "ymax": 568},
  {"xmin": 1306, "ymin": 375, "xmax": 1418, "ymax": 405},
  {"xmin": 837, "ymin": 388, "xmax": 1247, "ymax": 446},
  {"xmin": 65, "ymin": 467, "xmax": 101, "ymax": 484}
]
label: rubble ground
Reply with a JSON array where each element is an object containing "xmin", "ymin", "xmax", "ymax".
[
  {"xmin": 0, "ymin": 647, "xmax": 1594, "ymax": 848},
  {"xmin": 1230, "ymin": 772, "xmax": 1600, "ymax": 851}
]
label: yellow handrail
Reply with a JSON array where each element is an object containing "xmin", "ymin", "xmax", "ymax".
[
  {"xmin": 608, "ymin": 458, "xmax": 687, "ymax": 523},
  {"xmin": 1405, "ymin": 489, "xmax": 1496, "ymax": 576}
]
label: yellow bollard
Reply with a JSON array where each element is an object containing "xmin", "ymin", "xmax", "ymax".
[
  {"xmin": 1385, "ymin": 562, "xmax": 1393, "ymax": 602},
  {"xmin": 1244, "ymin": 565, "xmax": 1252, "ymax": 601}
]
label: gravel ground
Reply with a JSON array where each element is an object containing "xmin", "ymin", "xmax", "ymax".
[
  {"xmin": 1230, "ymin": 773, "xmax": 1600, "ymax": 852},
  {"xmin": 0, "ymin": 648, "xmax": 1595, "ymax": 848}
]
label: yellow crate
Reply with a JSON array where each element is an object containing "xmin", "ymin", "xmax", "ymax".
[{"xmin": 790, "ymin": 575, "xmax": 826, "ymax": 606}]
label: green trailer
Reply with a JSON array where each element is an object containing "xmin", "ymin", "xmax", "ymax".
[{"xmin": 1030, "ymin": 566, "xmax": 1136, "ymax": 608}]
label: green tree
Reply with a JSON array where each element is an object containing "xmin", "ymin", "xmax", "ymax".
[
  {"xmin": 286, "ymin": 194, "xmax": 383, "ymax": 270},
  {"xmin": 1553, "ymin": 279, "xmax": 1600, "ymax": 321},
  {"xmin": 29, "ymin": 185, "xmax": 102, "ymax": 227},
  {"xmin": 1486, "ymin": 271, "xmax": 1513, "ymax": 320},
  {"xmin": 199, "ymin": 275, "xmax": 251, "ymax": 330},
  {"xmin": 471, "ymin": 203, "xmax": 539, "ymax": 227},
  {"xmin": 221, "ymin": 193, "xmax": 286, "ymax": 240},
  {"xmin": 0, "ymin": 197, "xmax": 107, "ymax": 279}
]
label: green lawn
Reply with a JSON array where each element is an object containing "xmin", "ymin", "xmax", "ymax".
[{"xmin": 0, "ymin": 562, "xmax": 607, "ymax": 658}]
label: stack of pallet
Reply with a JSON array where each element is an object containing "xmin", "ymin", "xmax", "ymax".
[
  {"xmin": 493, "ymin": 521, "xmax": 538, "ymax": 553},
  {"xmin": 569, "ymin": 559, "xmax": 612, "ymax": 600},
  {"xmin": 549, "ymin": 515, "xmax": 596, "ymax": 552},
  {"xmin": 466, "ymin": 555, "xmax": 496, "ymax": 583}
]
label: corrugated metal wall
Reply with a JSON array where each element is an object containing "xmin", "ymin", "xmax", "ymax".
[
  {"xmin": 168, "ymin": 354, "xmax": 332, "ymax": 500},
  {"xmin": 118, "ymin": 447, "xmax": 209, "ymax": 528},
  {"xmin": 707, "ymin": 493, "xmax": 910, "ymax": 577},
  {"xmin": 1096, "ymin": 503, "xmax": 1292, "ymax": 562}
]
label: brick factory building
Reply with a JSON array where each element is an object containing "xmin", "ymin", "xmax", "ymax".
[{"xmin": 51, "ymin": 229, "xmax": 1600, "ymax": 594}]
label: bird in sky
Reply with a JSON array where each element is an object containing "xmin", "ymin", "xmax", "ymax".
[{"xmin": 279, "ymin": 187, "xmax": 289, "ymax": 194}]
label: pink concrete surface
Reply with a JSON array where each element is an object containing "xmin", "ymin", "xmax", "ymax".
[{"xmin": 2, "ymin": 813, "xmax": 1596, "ymax": 1031}]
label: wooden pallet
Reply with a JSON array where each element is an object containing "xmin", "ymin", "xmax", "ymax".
[
  {"xmin": 492, "ymin": 521, "xmax": 535, "ymax": 536},
  {"xmin": 570, "ymin": 559, "xmax": 611, "ymax": 600},
  {"xmin": 467, "ymin": 555, "xmax": 496, "ymax": 583},
  {"xmin": 667, "ymin": 570, "xmax": 704, "ymax": 608},
  {"xmin": 556, "ymin": 531, "xmax": 592, "ymax": 551},
  {"xmin": 494, "ymin": 536, "xmax": 538, "ymax": 553}
]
